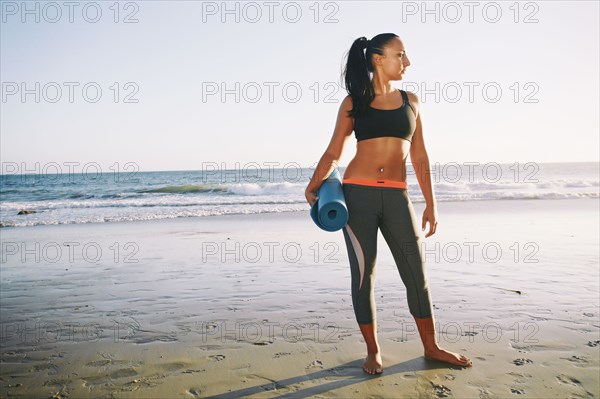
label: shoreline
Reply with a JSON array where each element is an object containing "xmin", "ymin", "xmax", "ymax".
[{"xmin": 2, "ymin": 197, "xmax": 597, "ymax": 232}]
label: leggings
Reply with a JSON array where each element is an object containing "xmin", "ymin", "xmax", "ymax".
[{"xmin": 341, "ymin": 178, "xmax": 434, "ymax": 323}]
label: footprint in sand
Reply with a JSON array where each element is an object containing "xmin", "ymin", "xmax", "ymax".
[
  {"xmin": 187, "ymin": 388, "xmax": 203, "ymax": 398},
  {"xmin": 197, "ymin": 344, "xmax": 225, "ymax": 351},
  {"xmin": 306, "ymin": 360, "xmax": 323, "ymax": 369},
  {"xmin": 182, "ymin": 369, "xmax": 206, "ymax": 374},
  {"xmin": 43, "ymin": 378, "xmax": 69, "ymax": 388},
  {"xmin": 125, "ymin": 375, "xmax": 162, "ymax": 390},
  {"xmin": 231, "ymin": 363, "xmax": 251, "ymax": 371},
  {"xmin": 431, "ymin": 383, "xmax": 452, "ymax": 398},
  {"xmin": 2, "ymin": 351, "xmax": 26, "ymax": 360},
  {"xmin": 510, "ymin": 388, "xmax": 525, "ymax": 394},
  {"xmin": 29, "ymin": 363, "xmax": 59, "ymax": 375},
  {"xmin": 562, "ymin": 355, "xmax": 588, "ymax": 364},
  {"xmin": 555, "ymin": 372, "xmax": 597, "ymax": 398},
  {"xmin": 81, "ymin": 375, "xmax": 115, "ymax": 390},
  {"xmin": 507, "ymin": 371, "xmax": 533, "ymax": 384},
  {"xmin": 556, "ymin": 374, "xmax": 583, "ymax": 386},
  {"xmin": 327, "ymin": 366, "xmax": 352, "ymax": 375},
  {"xmin": 477, "ymin": 387, "xmax": 497, "ymax": 398},
  {"xmin": 85, "ymin": 360, "xmax": 112, "ymax": 367},
  {"xmin": 555, "ymin": 375, "xmax": 597, "ymax": 398},
  {"xmin": 208, "ymin": 354, "xmax": 226, "ymax": 362},
  {"xmin": 110, "ymin": 368, "xmax": 138, "ymax": 379},
  {"xmin": 512, "ymin": 358, "xmax": 533, "ymax": 366},
  {"xmin": 159, "ymin": 362, "xmax": 189, "ymax": 372},
  {"xmin": 586, "ymin": 340, "xmax": 600, "ymax": 347},
  {"xmin": 274, "ymin": 352, "xmax": 291, "ymax": 359},
  {"xmin": 5, "ymin": 383, "xmax": 23, "ymax": 388}
]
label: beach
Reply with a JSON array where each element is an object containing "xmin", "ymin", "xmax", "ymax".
[
  {"xmin": 1, "ymin": 198, "xmax": 598, "ymax": 398},
  {"xmin": 2, "ymin": 0, "xmax": 598, "ymax": 396}
]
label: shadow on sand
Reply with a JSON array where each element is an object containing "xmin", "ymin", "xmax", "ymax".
[{"xmin": 205, "ymin": 355, "xmax": 464, "ymax": 399}]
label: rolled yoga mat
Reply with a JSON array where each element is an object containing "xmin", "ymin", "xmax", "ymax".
[{"xmin": 310, "ymin": 168, "xmax": 349, "ymax": 232}]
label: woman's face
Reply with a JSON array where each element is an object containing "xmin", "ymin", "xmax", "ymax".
[{"xmin": 377, "ymin": 38, "xmax": 411, "ymax": 79}]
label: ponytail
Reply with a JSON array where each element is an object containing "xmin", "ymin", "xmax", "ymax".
[{"xmin": 342, "ymin": 33, "xmax": 399, "ymax": 118}]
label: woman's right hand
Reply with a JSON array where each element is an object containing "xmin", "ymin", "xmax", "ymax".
[{"xmin": 305, "ymin": 190, "xmax": 319, "ymax": 207}]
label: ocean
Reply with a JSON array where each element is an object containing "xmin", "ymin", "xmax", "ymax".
[{"xmin": 0, "ymin": 162, "xmax": 598, "ymax": 228}]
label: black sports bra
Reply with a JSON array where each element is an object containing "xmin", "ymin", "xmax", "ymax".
[{"xmin": 353, "ymin": 89, "xmax": 417, "ymax": 143}]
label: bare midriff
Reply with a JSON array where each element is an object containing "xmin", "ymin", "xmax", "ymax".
[{"xmin": 343, "ymin": 137, "xmax": 410, "ymax": 188}]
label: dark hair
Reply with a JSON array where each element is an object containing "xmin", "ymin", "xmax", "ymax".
[{"xmin": 342, "ymin": 33, "xmax": 399, "ymax": 118}]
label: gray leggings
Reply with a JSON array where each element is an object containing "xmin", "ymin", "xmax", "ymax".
[{"xmin": 341, "ymin": 183, "xmax": 434, "ymax": 323}]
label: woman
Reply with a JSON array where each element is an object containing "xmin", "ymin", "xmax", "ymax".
[{"xmin": 305, "ymin": 33, "xmax": 473, "ymax": 374}]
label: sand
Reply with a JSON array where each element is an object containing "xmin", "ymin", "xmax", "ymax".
[{"xmin": 1, "ymin": 198, "xmax": 598, "ymax": 398}]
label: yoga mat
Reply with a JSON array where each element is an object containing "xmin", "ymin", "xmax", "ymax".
[{"xmin": 309, "ymin": 168, "xmax": 349, "ymax": 232}]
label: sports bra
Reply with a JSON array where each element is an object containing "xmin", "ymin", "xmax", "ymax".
[{"xmin": 353, "ymin": 89, "xmax": 417, "ymax": 143}]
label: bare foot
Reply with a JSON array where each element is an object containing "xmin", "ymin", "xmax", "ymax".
[
  {"xmin": 424, "ymin": 347, "xmax": 472, "ymax": 367},
  {"xmin": 363, "ymin": 352, "xmax": 383, "ymax": 374}
]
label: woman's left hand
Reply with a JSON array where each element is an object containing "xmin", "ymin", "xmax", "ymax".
[{"xmin": 422, "ymin": 205, "xmax": 438, "ymax": 238}]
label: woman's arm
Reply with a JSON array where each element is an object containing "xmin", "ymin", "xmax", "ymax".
[
  {"xmin": 408, "ymin": 93, "xmax": 438, "ymax": 237},
  {"xmin": 305, "ymin": 96, "xmax": 354, "ymax": 206}
]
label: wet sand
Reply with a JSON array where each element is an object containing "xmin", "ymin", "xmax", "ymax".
[{"xmin": 1, "ymin": 198, "xmax": 598, "ymax": 398}]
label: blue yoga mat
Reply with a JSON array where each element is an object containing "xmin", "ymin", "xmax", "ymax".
[{"xmin": 309, "ymin": 168, "xmax": 349, "ymax": 232}]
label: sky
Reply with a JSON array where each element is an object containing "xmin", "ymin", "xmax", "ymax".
[{"xmin": 1, "ymin": 0, "xmax": 599, "ymax": 173}]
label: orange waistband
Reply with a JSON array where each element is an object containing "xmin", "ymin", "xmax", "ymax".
[{"xmin": 342, "ymin": 178, "xmax": 408, "ymax": 189}]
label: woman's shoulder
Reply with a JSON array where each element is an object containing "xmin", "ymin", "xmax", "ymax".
[
  {"xmin": 340, "ymin": 95, "xmax": 354, "ymax": 113},
  {"xmin": 403, "ymin": 90, "xmax": 420, "ymax": 118},
  {"xmin": 403, "ymin": 90, "xmax": 420, "ymax": 105}
]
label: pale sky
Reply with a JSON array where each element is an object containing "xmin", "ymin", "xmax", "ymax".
[{"xmin": 1, "ymin": 1, "xmax": 599, "ymax": 173}]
